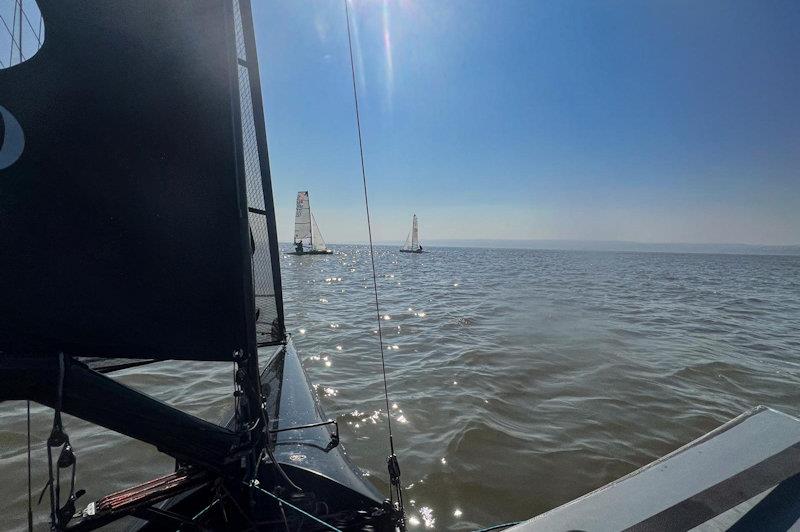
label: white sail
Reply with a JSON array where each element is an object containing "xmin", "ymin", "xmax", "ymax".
[
  {"xmin": 411, "ymin": 214, "xmax": 420, "ymax": 251},
  {"xmin": 403, "ymin": 231, "xmax": 412, "ymax": 250},
  {"xmin": 311, "ymin": 214, "xmax": 328, "ymax": 251},
  {"xmin": 402, "ymin": 214, "xmax": 421, "ymax": 251},
  {"xmin": 294, "ymin": 191, "xmax": 312, "ymax": 246}
]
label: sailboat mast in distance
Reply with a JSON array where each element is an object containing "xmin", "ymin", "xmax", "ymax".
[
  {"xmin": 400, "ymin": 214, "xmax": 424, "ymax": 253},
  {"xmin": 290, "ymin": 190, "xmax": 333, "ymax": 254}
]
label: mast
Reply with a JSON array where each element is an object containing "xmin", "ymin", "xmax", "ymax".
[
  {"xmin": 226, "ymin": 0, "xmax": 258, "ymax": 435},
  {"xmin": 232, "ymin": 0, "xmax": 287, "ymax": 442},
  {"xmin": 412, "ymin": 214, "xmax": 419, "ymax": 250},
  {"xmin": 308, "ymin": 192, "xmax": 314, "ymax": 248},
  {"xmin": 237, "ymin": 0, "xmax": 286, "ymax": 350}
]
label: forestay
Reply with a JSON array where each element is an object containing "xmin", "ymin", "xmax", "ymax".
[{"xmin": 0, "ymin": 0, "xmax": 284, "ymax": 361}]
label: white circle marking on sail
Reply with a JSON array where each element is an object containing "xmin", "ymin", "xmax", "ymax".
[{"xmin": 0, "ymin": 105, "xmax": 25, "ymax": 170}]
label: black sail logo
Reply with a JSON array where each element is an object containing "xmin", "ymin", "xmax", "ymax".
[{"xmin": 0, "ymin": 105, "xmax": 25, "ymax": 170}]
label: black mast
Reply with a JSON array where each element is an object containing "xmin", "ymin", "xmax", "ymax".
[
  {"xmin": 227, "ymin": 0, "xmax": 287, "ymax": 472},
  {"xmin": 239, "ymin": 0, "xmax": 286, "ymax": 335}
]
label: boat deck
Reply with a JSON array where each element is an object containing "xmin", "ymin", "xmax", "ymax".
[{"xmin": 511, "ymin": 406, "xmax": 800, "ymax": 531}]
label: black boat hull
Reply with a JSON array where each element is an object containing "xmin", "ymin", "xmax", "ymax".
[
  {"xmin": 130, "ymin": 341, "xmax": 394, "ymax": 531},
  {"xmin": 287, "ymin": 250, "xmax": 334, "ymax": 255}
]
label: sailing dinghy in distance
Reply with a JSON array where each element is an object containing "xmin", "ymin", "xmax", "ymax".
[
  {"xmin": 289, "ymin": 191, "xmax": 333, "ymax": 255},
  {"xmin": 400, "ymin": 214, "xmax": 424, "ymax": 253},
  {"xmin": 0, "ymin": 1, "xmax": 400, "ymax": 530}
]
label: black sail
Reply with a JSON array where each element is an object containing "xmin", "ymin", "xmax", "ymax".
[{"xmin": 0, "ymin": 0, "xmax": 284, "ymax": 360}]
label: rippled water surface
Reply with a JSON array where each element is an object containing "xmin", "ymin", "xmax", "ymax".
[{"xmin": 2, "ymin": 247, "xmax": 800, "ymax": 530}]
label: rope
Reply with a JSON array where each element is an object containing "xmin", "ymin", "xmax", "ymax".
[
  {"xmin": 190, "ymin": 496, "xmax": 220, "ymax": 521},
  {"xmin": 27, "ymin": 400, "xmax": 33, "ymax": 532},
  {"xmin": 474, "ymin": 522, "xmax": 522, "ymax": 532},
  {"xmin": 246, "ymin": 481, "xmax": 341, "ymax": 532},
  {"xmin": 20, "ymin": 2, "xmax": 41, "ymax": 46},
  {"xmin": 54, "ymin": 354, "xmax": 64, "ymax": 522},
  {"xmin": 342, "ymin": 2, "xmax": 405, "ymax": 524},
  {"xmin": 1, "ymin": 3, "xmax": 22, "ymax": 65},
  {"xmin": 241, "ymin": 373, "xmax": 302, "ymax": 492},
  {"xmin": 343, "ymin": 0, "xmax": 396, "ymax": 468},
  {"xmin": 17, "ymin": 0, "xmax": 23, "ymax": 63}
]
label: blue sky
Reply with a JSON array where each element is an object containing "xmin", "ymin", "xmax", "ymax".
[{"xmin": 254, "ymin": 0, "xmax": 799, "ymax": 245}]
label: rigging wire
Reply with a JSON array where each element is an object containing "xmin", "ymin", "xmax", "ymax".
[
  {"xmin": 342, "ymin": 0, "xmax": 405, "ymax": 522},
  {"xmin": 19, "ymin": 2, "xmax": 41, "ymax": 46},
  {"xmin": 473, "ymin": 522, "xmax": 522, "ymax": 532},
  {"xmin": 18, "ymin": 0, "xmax": 22, "ymax": 59},
  {"xmin": 27, "ymin": 400, "xmax": 33, "ymax": 532},
  {"xmin": 1, "ymin": 1, "xmax": 21, "ymax": 65},
  {"xmin": 246, "ymin": 481, "xmax": 342, "ymax": 532}
]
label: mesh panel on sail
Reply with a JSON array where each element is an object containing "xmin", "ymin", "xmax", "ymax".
[{"xmin": 234, "ymin": 0, "xmax": 283, "ymax": 345}]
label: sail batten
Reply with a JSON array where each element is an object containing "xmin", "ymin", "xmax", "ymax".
[{"xmin": 0, "ymin": 0, "xmax": 284, "ymax": 360}]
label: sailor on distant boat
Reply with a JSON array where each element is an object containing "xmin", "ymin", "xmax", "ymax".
[{"xmin": 295, "ymin": 241, "xmax": 304, "ymax": 253}]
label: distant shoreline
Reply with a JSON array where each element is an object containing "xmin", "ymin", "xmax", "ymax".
[{"xmin": 281, "ymin": 239, "xmax": 800, "ymax": 256}]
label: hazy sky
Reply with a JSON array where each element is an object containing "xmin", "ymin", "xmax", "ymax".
[{"xmin": 253, "ymin": 0, "xmax": 799, "ymax": 245}]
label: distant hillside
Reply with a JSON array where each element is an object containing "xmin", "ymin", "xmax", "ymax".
[{"xmin": 418, "ymin": 239, "xmax": 800, "ymax": 256}]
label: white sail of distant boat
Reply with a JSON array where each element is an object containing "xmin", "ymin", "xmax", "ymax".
[
  {"xmin": 400, "ymin": 214, "xmax": 423, "ymax": 253},
  {"xmin": 292, "ymin": 191, "xmax": 332, "ymax": 254},
  {"xmin": 311, "ymin": 214, "xmax": 328, "ymax": 251}
]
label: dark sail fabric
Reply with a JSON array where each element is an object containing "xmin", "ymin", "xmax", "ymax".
[{"xmin": 0, "ymin": 0, "xmax": 283, "ymax": 360}]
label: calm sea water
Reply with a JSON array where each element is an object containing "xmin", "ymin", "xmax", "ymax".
[{"xmin": 2, "ymin": 246, "xmax": 800, "ymax": 530}]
